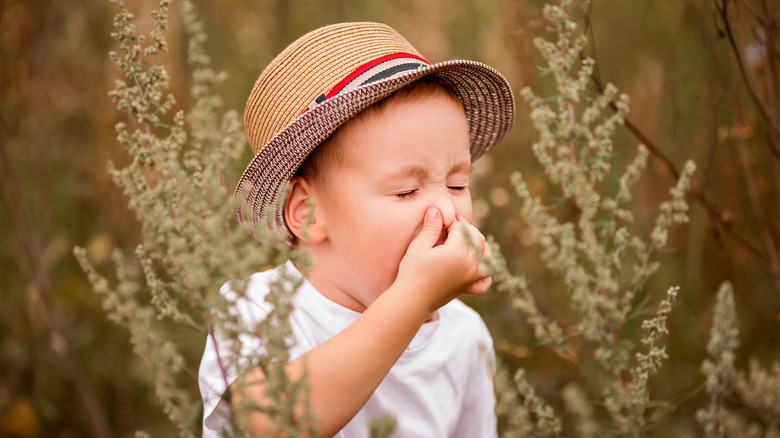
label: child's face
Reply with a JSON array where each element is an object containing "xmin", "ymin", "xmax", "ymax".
[{"xmin": 307, "ymin": 90, "xmax": 474, "ymax": 311}]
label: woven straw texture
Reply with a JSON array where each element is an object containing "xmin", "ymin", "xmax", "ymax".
[
  {"xmin": 237, "ymin": 22, "xmax": 515, "ymax": 234},
  {"xmin": 245, "ymin": 23, "xmax": 421, "ymax": 155}
]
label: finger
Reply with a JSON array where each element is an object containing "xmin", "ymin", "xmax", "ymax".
[
  {"xmin": 459, "ymin": 219, "xmax": 486, "ymax": 248},
  {"xmin": 444, "ymin": 218, "xmax": 467, "ymax": 245},
  {"xmin": 464, "ymin": 275, "xmax": 492, "ymax": 296},
  {"xmin": 408, "ymin": 207, "xmax": 444, "ymax": 251},
  {"xmin": 482, "ymin": 241, "xmax": 493, "ymax": 258},
  {"xmin": 482, "ymin": 240, "xmax": 493, "ymax": 264}
]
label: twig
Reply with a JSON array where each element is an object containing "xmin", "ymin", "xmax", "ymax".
[
  {"xmin": 581, "ymin": 4, "xmax": 778, "ymax": 284},
  {"xmin": 730, "ymin": 96, "xmax": 780, "ymax": 290},
  {"xmin": 581, "ymin": 5, "xmax": 681, "ymax": 181},
  {"xmin": 759, "ymin": 0, "xmax": 780, "ymax": 177},
  {"xmin": 717, "ymin": 0, "xmax": 780, "ymax": 159},
  {"xmin": 739, "ymin": 0, "xmax": 767, "ymax": 25}
]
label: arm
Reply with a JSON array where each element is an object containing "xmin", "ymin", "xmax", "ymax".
[{"xmin": 232, "ymin": 208, "xmax": 492, "ymax": 437}]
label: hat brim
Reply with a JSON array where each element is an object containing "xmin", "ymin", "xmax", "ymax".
[{"xmin": 235, "ymin": 59, "xmax": 515, "ymax": 234}]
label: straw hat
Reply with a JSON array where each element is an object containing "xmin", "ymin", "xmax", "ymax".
[{"xmin": 236, "ymin": 22, "xmax": 515, "ymax": 234}]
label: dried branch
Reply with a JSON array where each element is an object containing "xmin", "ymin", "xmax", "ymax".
[
  {"xmin": 732, "ymin": 118, "xmax": 780, "ymax": 289},
  {"xmin": 582, "ymin": 2, "xmax": 779, "ymax": 290},
  {"xmin": 716, "ymin": 0, "xmax": 780, "ymax": 158}
]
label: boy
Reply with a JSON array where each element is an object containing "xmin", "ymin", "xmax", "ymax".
[{"xmin": 199, "ymin": 22, "xmax": 514, "ymax": 437}]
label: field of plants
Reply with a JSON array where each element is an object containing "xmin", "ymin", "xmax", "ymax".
[{"xmin": 1, "ymin": 0, "xmax": 778, "ymax": 436}]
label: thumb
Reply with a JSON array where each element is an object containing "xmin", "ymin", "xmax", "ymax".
[{"xmin": 410, "ymin": 207, "xmax": 444, "ymax": 250}]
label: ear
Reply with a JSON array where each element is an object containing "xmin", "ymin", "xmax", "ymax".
[{"xmin": 284, "ymin": 176, "xmax": 327, "ymax": 243}]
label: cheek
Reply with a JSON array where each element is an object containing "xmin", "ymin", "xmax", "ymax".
[
  {"xmin": 352, "ymin": 201, "xmax": 419, "ymax": 251},
  {"xmin": 364, "ymin": 210, "xmax": 420, "ymax": 288},
  {"xmin": 379, "ymin": 203, "xmax": 426, "ymax": 256},
  {"xmin": 391, "ymin": 205, "xmax": 424, "ymax": 243}
]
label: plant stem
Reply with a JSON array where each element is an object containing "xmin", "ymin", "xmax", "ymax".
[
  {"xmin": 582, "ymin": 3, "xmax": 780, "ymax": 293},
  {"xmin": 718, "ymin": 0, "xmax": 780, "ymax": 159}
]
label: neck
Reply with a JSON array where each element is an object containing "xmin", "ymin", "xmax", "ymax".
[
  {"xmin": 299, "ymin": 243, "xmax": 371, "ymax": 313},
  {"xmin": 306, "ymin": 268, "xmax": 369, "ymax": 313}
]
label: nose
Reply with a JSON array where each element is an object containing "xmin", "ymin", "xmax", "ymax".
[{"xmin": 430, "ymin": 190, "xmax": 457, "ymax": 228}]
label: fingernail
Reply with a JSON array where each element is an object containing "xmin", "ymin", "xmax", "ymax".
[{"xmin": 427, "ymin": 208, "xmax": 439, "ymax": 220}]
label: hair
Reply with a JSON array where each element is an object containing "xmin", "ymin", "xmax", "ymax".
[{"xmin": 294, "ymin": 76, "xmax": 462, "ymax": 189}]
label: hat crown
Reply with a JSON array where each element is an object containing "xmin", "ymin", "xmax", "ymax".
[{"xmin": 245, "ymin": 22, "xmax": 423, "ymax": 155}]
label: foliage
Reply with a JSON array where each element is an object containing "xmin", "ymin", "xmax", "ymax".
[
  {"xmin": 1, "ymin": 0, "xmax": 775, "ymax": 435},
  {"xmin": 487, "ymin": 1, "xmax": 780, "ymax": 436},
  {"xmin": 697, "ymin": 282, "xmax": 780, "ymax": 438},
  {"xmin": 73, "ymin": 0, "xmax": 311, "ymax": 435},
  {"xmin": 490, "ymin": 0, "xmax": 696, "ymax": 435}
]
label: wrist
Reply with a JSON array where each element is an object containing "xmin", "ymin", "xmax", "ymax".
[{"xmin": 386, "ymin": 275, "xmax": 442, "ymax": 319}]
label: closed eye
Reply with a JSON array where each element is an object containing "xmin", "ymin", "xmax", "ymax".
[
  {"xmin": 396, "ymin": 190, "xmax": 417, "ymax": 199},
  {"xmin": 448, "ymin": 186, "xmax": 467, "ymax": 191}
]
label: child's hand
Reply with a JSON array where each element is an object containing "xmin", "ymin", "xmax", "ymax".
[{"xmin": 395, "ymin": 207, "xmax": 492, "ymax": 314}]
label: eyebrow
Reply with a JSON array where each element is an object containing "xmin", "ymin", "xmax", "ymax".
[
  {"xmin": 386, "ymin": 165, "xmax": 429, "ymax": 180},
  {"xmin": 385, "ymin": 161, "xmax": 471, "ymax": 179}
]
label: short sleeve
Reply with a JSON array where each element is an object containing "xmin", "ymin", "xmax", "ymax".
[{"xmin": 198, "ymin": 280, "xmax": 270, "ymax": 436}]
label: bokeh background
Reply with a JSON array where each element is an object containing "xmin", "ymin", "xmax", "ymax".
[{"xmin": 2, "ymin": 0, "xmax": 778, "ymax": 436}]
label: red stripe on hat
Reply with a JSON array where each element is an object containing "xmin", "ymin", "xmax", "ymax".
[{"xmin": 325, "ymin": 52, "xmax": 430, "ymax": 98}]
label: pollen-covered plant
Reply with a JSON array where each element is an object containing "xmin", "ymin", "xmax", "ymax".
[
  {"xmin": 490, "ymin": 0, "xmax": 695, "ymax": 434},
  {"xmin": 74, "ymin": 0, "xmax": 312, "ymax": 435},
  {"xmin": 697, "ymin": 282, "xmax": 739, "ymax": 438},
  {"xmin": 697, "ymin": 282, "xmax": 780, "ymax": 438}
]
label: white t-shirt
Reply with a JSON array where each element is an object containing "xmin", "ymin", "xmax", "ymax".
[{"xmin": 198, "ymin": 261, "xmax": 497, "ymax": 437}]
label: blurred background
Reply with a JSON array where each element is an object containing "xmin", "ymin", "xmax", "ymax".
[{"xmin": 1, "ymin": 0, "xmax": 778, "ymax": 436}]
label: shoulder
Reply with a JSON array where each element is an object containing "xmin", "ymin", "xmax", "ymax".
[
  {"xmin": 442, "ymin": 299, "xmax": 489, "ymax": 328},
  {"xmin": 443, "ymin": 300, "xmax": 497, "ymax": 378},
  {"xmin": 437, "ymin": 299, "xmax": 493, "ymax": 348}
]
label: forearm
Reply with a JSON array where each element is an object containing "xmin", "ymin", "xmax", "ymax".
[{"xmin": 233, "ymin": 279, "xmax": 431, "ymax": 436}]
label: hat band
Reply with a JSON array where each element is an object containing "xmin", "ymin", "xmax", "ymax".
[{"xmin": 305, "ymin": 52, "xmax": 430, "ymax": 112}]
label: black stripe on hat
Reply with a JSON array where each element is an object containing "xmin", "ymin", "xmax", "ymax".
[{"xmin": 360, "ymin": 62, "xmax": 428, "ymax": 87}]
